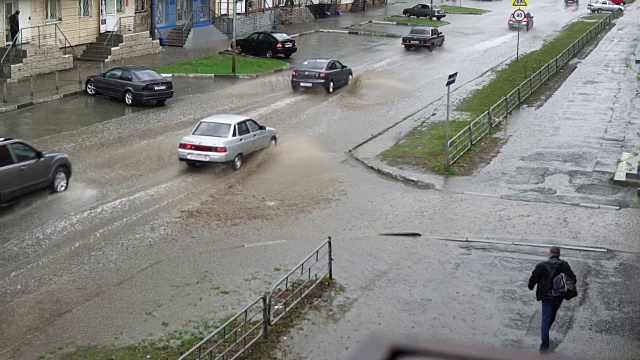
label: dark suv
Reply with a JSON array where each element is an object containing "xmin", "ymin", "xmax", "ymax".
[
  {"xmin": 402, "ymin": 4, "xmax": 446, "ymax": 21},
  {"xmin": 0, "ymin": 138, "xmax": 72, "ymax": 204}
]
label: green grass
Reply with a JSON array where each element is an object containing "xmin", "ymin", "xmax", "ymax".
[
  {"xmin": 440, "ymin": 5, "xmax": 489, "ymax": 14},
  {"xmin": 385, "ymin": 17, "xmax": 448, "ymax": 26},
  {"xmin": 381, "ymin": 15, "xmax": 608, "ymax": 174},
  {"xmin": 155, "ymin": 55, "xmax": 288, "ymax": 75}
]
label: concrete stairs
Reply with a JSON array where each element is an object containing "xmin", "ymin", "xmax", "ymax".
[
  {"xmin": 163, "ymin": 26, "xmax": 192, "ymax": 47},
  {"xmin": 1, "ymin": 45, "xmax": 73, "ymax": 81},
  {"xmin": 350, "ymin": 0, "xmax": 364, "ymax": 11},
  {"xmin": 78, "ymin": 33, "xmax": 124, "ymax": 61}
]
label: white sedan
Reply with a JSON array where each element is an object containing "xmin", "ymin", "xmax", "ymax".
[
  {"xmin": 587, "ymin": 0, "xmax": 624, "ymax": 13},
  {"xmin": 178, "ymin": 114, "xmax": 278, "ymax": 170}
]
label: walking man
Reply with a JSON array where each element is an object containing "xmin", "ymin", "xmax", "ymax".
[
  {"xmin": 9, "ymin": 10, "xmax": 20, "ymax": 47},
  {"xmin": 528, "ymin": 246, "xmax": 576, "ymax": 354}
]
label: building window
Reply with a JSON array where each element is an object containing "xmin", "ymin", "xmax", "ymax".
[
  {"xmin": 135, "ymin": 0, "xmax": 146, "ymax": 13},
  {"xmin": 117, "ymin": 0, "xmax": 125, "ymax": 13},
  {"xmin": 79, "ymin": 0, "xmax": 93, "ymax": 17},
  {"xmin": 156, "ymin": 0, "xmax": 164, "ymax": 24},
  {"xmin": 46, "ymin": 0, "xmax": 61, "ymax": 21}
]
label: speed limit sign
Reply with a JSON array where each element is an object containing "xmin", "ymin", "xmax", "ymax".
[{"xmin": 513, "ymin": 9, "xmax": 526, "ymax": 22}]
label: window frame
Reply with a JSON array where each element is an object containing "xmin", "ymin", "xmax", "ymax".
[
  {"xmin": 46, "ymin": 0, "xmax": 62, "ymax": 22},
  {"xmin": 237, "ymin": 121, "xmax": 250, "ymax": 136},
  {"xmin": 135, "ymin": 0, "xmax": 147, "ymax": 13},
  {"xmin": 79, "ymin": 0, "xmax": 93, "ymax": 18},
  {"xmin": 0, "ymin": 145, "xmax": 14, "ymax": 168},
  {"xmin": 246, "ymin": 120, "xmax": 261, "ymax": 133}
]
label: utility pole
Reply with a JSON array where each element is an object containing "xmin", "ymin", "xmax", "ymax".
[{"xmin": 231, "ymin": 0, "xmax": 237, "ymax": 74}]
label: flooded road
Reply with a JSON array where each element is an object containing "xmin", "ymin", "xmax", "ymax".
[{"xmin": 0, "ymin": 1, "xmax": 638, "ymax": 359}]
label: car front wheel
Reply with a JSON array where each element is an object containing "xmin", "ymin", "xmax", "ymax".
[
  {"xmin": 404, "ymin": 12, "xmax": 410, "ymax": 17},
  {"xmin": 86, "ymin": 80, "xmax": 97, "ymax": 96},
  {"xmin": 347, "ymin": 74, "xmax": 353, "ymax": 86},
  {"xmin": 234, "ymin": 45, "xmax": 242, "ymax": 54},
  {"xmin": 50, "ymin": 167, "xmax": 70, "ymax": 193},
  {"xmin": 597, "ymin": 8, "xmax": 602, "ymax": 12},
  {"xmin": 270, "ymin": 137, "xmax": 277, "ymax": 147}
]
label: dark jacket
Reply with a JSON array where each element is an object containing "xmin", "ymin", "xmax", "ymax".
[
  {"xmin": 528, "ymin": 256, "xmax": 576, "ymax": 301},
  {"xmin": 9, "ymin": 13, "xmax": 19, "ymax": 32}
]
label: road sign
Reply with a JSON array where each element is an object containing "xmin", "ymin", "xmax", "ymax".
[
  {"xmin": 512, "ymin": 0, "xmax": 528, "ymax": 8},
  {"xmin": 446, "ymin": 72, "xmax": 458, "ymax": 87},
  {"xmin": 513, "ymin": 9, "xmax": 526, "ymax": 22}
]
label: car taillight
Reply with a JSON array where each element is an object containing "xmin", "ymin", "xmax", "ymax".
[
  {"xmin": 216, "ymin": 147, "xmax": 227, "ymax": 153},
  {"xmin": 320, "ymin": 73, "xmax": 326, "ymax": 77},
  {"xmin": 291, "ymin": 71, "xmax": 297, "ymax": 76},
  {"xmin": 423, "ymin": 40, "xmax": 429, "ymax": 44},
  {"xmin": 523, "ymin": 18, "xmax": 528, "ymax": 22},
  {"xmin": 293, "ymin": 41, "xmax": 296, "ymax": 46},
  {"xmin": 179, "ymin": 143, "xmax": 216, "ymax": 152},
  {"xmin": 276, "ymin": 42, "xmax": 282, "ymax": 48}
]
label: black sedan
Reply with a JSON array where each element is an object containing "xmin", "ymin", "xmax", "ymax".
[
  {"xmin": 291, "ymin": 58, "xmax": 353, "ymax": 94},
  {"xmin": 234, "ymin": 32, "xmax": 297, "ymax": 59},
  {"xmin": 85, "ymin": 66, "xmax": 174, "ymax": 106}
]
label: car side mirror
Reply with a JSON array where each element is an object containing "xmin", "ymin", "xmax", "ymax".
[
  {"xmin": 259, "ymin": 125, "xmax": 266, "ymax": 130},
  {"xmin": 36, "ymin": 150, "xmax": 43, "ymax": 158},
  {"xmin": 100, "ymin": 73, "xmax": 105, "ymax": 77}
]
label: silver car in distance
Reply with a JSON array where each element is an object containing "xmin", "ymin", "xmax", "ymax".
[{"xmin": 178, "ymin": 114, "xmax": 278, "ymax": 171}]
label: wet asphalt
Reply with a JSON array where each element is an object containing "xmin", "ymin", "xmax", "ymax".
[{"xmin": 1, "ymin": 1, "xmax": 639, "ymax": 359}]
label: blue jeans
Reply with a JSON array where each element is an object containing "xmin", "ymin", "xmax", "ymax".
[{"xmin": 541, "ymin": 297, "xmax": 564, "ymax": 351}]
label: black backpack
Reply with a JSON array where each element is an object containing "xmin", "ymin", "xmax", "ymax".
[{"xmin": 552, "ymin": 273, "xmax": 577, "ymax": 300}]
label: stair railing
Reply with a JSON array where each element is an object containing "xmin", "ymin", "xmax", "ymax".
[
  {"xmin": 103, "ymin": 15, "xmax": 136, "ymax": 47},
  {"xmin": 1, "ymin": 24, "xmax": 78, "ymax": 71}
]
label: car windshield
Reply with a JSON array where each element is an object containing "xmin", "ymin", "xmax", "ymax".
[
  {"xmin": 193, "ymin": 122, "xmax": 231, "ymax": 138},
  {"xmin": 134, "ymin": 70, "xmax": 165, "ymax": 81},
  {"xmin": 298, "ymin": 60, "xmax": 329, "ymax": 70},
  {"xmin": 271, "ymin": 33, "xmax": 290, "ymax": 41},
  {"xmin": 409, "ymin": 29, "xmax": 429, "ymax": 35}
]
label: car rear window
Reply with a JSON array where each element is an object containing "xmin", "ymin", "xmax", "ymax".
[
  {"xmin": 298, "ymin": 60, "xmax": 328, "ymax": 70},
  {"xmin": 0, "ymin": 145, "xmax": 13, "ymax": 167},
  {"xmin": 409, "ymin": 29, "xmax": 429, "ymax": 35},
  {"xmin": 193, "ymin": 122, "xmax": 231, "ymax": 138},
  {"xmin": 271, "ymin": 33, "xmax": 291, "ymax": 41},
  {"xmin": 134, "ymin": 70, "xmax": 165, "ymax": 81}
]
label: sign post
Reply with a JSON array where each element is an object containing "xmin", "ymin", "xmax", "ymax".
[
  {"xmin": 231, "ymin": 0, "xmax": 238, "ymax": 74},
  {"xmin": 512, "ymin": 0, "xmax": 528, "ymax": 62},
  {"xmin": 445, "ymin": 71, "xmax": 458, "ymax": 168}
]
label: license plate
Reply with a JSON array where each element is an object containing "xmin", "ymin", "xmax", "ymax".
[
  {"xmin": 411, "ymin": 41, "xmax": 420, "ymax": 44},
  {"xmin": 300, "ymin": 82, "xmax": 312, "ymax": 87},
  {"xmin": 285, "ymin": 43, "xmax": 292, "ymax": 47},
  {"xmin": 187, "ymin": 154, "xmax": 209, "ymax": 161},
  {"xmin": 154, "ymin": 85, "xmax": 166, "ymax": 90}
]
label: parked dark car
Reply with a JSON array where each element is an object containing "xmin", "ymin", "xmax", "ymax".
[
  {"xmin": 234, "ymin": 32, "xmax": 297, "ymax": 59},
  {"xmin": 401, "ymin": 27, "xmax": 445, "ymax": 51},
  {"xmin": 0, "ymin": 137, "xmax": 72, "ymax": 204},
  {"xmin": 291, "ymin": 58, "xmax": 353, "ymax": 94},
  {"xmin": 402, "ymin": 4, "xmax": 446, "ymax": 20},
  {"xmin": 85, "ymin": 66, "xmax": 174, "ymax": 106}
]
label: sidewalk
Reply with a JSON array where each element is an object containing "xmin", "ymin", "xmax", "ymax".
[{"xmin": 0, "ymin": 6, "xmax": 399, "ymax": 114}]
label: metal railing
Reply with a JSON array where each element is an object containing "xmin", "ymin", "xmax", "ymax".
[
  {"xmin": 181, "ymin": 6, "xmax": 217, "ymax": 43},
  {"xmin": 268, "ymin": 238, "xmax": 332, "ymax": 325},
  {"xmin": 1, "ymin": 23, "xmax": 78, "ymax": 69},
  {"xmin": 446, "ymin": 10, "xmax": 619, "ymax": 166},
  {"xmin": 179, "ymin": 237, "xmax": 334, "ymax": 360},
  {"xmin": 103, "ymin": 14, "xmax": 150, "ymax": 47}
]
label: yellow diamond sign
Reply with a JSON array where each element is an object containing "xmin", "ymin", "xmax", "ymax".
[{"xmin": 512, "ymin": 0, "xmax": 528, "ymax": 7}]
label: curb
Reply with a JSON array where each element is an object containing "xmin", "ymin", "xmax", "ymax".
[
  {"xmin": 0, "ymin": 89, "xmax": 84, "ymax": 114},
  {"xmin": 378, "ymin": 18, "xmax": 451, "ymax": 27},
  {"xmin": 348, "ymin": 152, "xmax": 435, "ymax": 189},
  {"xmin": 158, "ymin": 64, "xmax": 291, "ymax": 80},
  {"xmin": 425, "ymin": 236, "xmax": 609, "ymax": 253}
]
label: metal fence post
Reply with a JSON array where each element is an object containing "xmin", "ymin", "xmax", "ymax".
[
  {"xmin": 505, "ymin": 95, "xmax": 509, "ymax": 117},
  {"xmin": 78, "ymin": 65, "xmax": 82, "ymax": 87},
  {"xmin": 262, "ymin": 294, "xmax": 269, "ymax": 337},
  {"xmin": 55, "ymin": 71, "xmax": 59, "ymax": 91},
  {"xmin": 30, "ymin": 76, "xmax": 33, "ymax": 98},
  {"xmin": 100, "ymin": 61, "xmax": 104, "ymax": 74},
  {"xmin": 468, "ymin": 126, "xmax": 473, "ymax": 147},
  {"xmin": 487, "ymin": 108, "xmax": 493, "ymax": 129},
  {"xmin": 327, "ymin": 236, "xmax": 333, "ymax": 280},
  {"xmin": 517, "ymin": 86, "xmax": 521, "ymax": 104},
  {"xmin": 3, "ymin": 81, "xmax": 6, "ymax": 103}
]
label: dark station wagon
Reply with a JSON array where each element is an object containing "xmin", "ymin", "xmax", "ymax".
[{"xmin": 85, "ymin": 66, "xmax": 174, "ymax": 106}]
